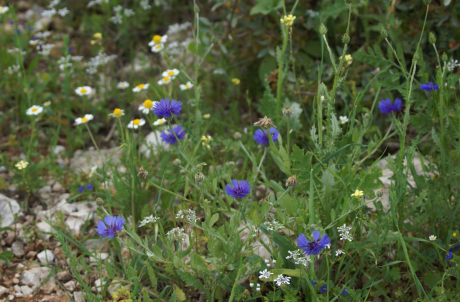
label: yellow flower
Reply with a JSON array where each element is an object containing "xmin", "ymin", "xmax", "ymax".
[
  {"xmin": 109, "ymin": 108, "xmax": 124, "ymax": 118},
  {"xmin": 139, "ymin": 99, "xmax": 157, "ymax": 114},
  {"xmin": 232, "ymin": 78, "xmax": 240, "ymax": 85},
  {"xmin": 454, "ymin": 232, "xmax": 457, "ymax": 237},
  {"xmin": 15, "ymin": 160, "xmax": 29, "ymax": 170},
  {"xmin": 153, "ymin": 118, "xmax": 167, "ymax": 126},
  {"xmin": 93, "ymin": 33, "xmax": 102, "ymax": 39},
  {"xmin": 351, "ymin": 189, "xmax": 364, "ymax": 199},
  {"xmin": 44, "ymin": 101, "xmax": 51, "ymax": 107},
  {"xmin": 280, "ymin": 14, "xmax": 296, "ymax": 27},
  {"xmin": 203, "ymin": 114, "xmax": 211, "ymax": 119},
  {"xmin": 201, "ymin": 135, "xmax": 212, "ymax": 150},
  {"xmin": 75, "ymin": 114, "xmax": 94, "ymax": 125},
  {"xmin": 340, "ymin": 54, "xmax": 353, "ymax": 65}
]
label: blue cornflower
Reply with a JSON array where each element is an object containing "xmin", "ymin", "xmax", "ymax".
[
  {"xmin": 9, "ymin": 20, "xmax": 13, "ymax": 25},
  {"xmin": 28, "ymin": 27, "xmax": 34, "ymax": 31},
  {"xmin": 342, "ymin": 288, "xmax": 349, "ymax": 295},
  {"xmin": 153, "ymin": 98, "xmax": 182, "ymax": 118},
  {"xmin": 319, "ymin": 284, "xmax": 327, "ymax": 294},
  {"xmin": 454, "ymin": 244, "xmax": 460, "ymax": 250},
  {"xmin": 78, "ymin": 186, "xmax": 84, "ymax": 193},
  {"xmin": 86, "ymin": 184, "xmax": 93, "ymax": 190},
  {"xmin": 60, "ymin": 165, "xmax": 65, "ymax": 169},
  {"xmin": 378, "ymin": 98, "xmax": 403, "ymax": 114},
  {"xmin": 225, "ymin": 180, "xmax": 251, "ymax": 200},
  {"xmin": 297, "ymin": 231, "xmax": 330, "ymax": 256},
  {"xmin": 160, "ymin": 125, "xmax": 185, "ymax": 144},
  {"xmin": 420, "ymin": 82, "xmax": 439, "ymax": 91},
  {"xmin": 96, "ymin": 216, "xmax": 125, "ymax": 239},
  {"xmin": 253, "ymin": 127, "xmax": 279, "ymax": 146},
  {"xmin": 447, "ymin": 252, "xmax": 453, "ymax": 260},
  {"xmin": 16, "ymin": 29, "xmax": 21, "ymax": 35},
  {"xmin": 68, "ymin": 46, "xmax": 74, "ymax": 52},
  {"xmin": 311, "ymin": 279, "xmax": 318, "ymax": 286}
]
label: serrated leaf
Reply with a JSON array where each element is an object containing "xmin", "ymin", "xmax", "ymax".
[
  {"xmin": 142, "ymin": 288, "xmax": 152, "ymax": 302},
  {"xmin": 176, "ymin": 270, "xmax": 205, "ymax": 291},
  {"xmin": 173, "ymin": 284, "xmax": 186, "ymax": 301},
  {"xmin": 146, "ymin": 262, "xmax": 157, "ymax": 290},
  {"xmin": 353, "ymin": 47, "xmax": 389, "ymax": 68}
]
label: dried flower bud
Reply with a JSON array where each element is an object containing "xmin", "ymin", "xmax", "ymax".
[
  {"xmin": 234, "ymin": 132, "xmax": 242, "ymax": 140},
  {"xmin": 428, "ymin": 32, "xmax": 436, "ymax": 45},
  {"xmin": 319, "ymin": 23, "xmax": 328, "ymax": 35},
  {"xmin": 283, "ymin": 106, "xmax": 293, "ymax": 118},
  {"xmin": 376, "ymin": 188, "xmax": 384, "ymax": 197},
  {"xmin": 286, "ymin": 175, "xmax": 298, "ymax": 187},
  {"xmin": 423, "ymin": 0, "xmax": 431, "ymax": 5},
  {"xmin": 254, "ymin": 116, "xmax": 276, "ymax": 129},
  {"xmin": 380, "ymin": 27, "xmax": 388, "ymax": 39},
  {"xmin": 173, "ymin": 159, "xmax": 181, "ymax": 166},
  {"xmin": 138, "ymin": 167, "xmax": 148, "ymax": 179},
  {"xmin": 195, "ymin": 172, "xmax": 205, "ymax": 183},
  {"xmin": 442, "ymin": 52, "xmax": 448, "ymax": 62},
  {"xmin": 96, "ymin": 198, "xmax": 104, "ymax": 207},
  {"xmin": 342, "ymin": 33, "xmax": 350, "ymax": 45},
  {"xmin": 180, "ymin": 169, "xmax": 186, "ymax": 175},
  {"xmin": 265, "ymin": 212, "xmax": 275, "ymax": 222}
]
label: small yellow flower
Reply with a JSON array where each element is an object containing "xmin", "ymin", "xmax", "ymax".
[
  {"xmin": 351, "ymin": 190, "xmax": 364, "ymax": 199},
  {"xmin": 280, "ymin": 14, "xmax": 296, "ymax": 27},
  {"xmin": 232, "ymin": 78, "xmax": 240, "ymax": 85},
  {"xmin": 93, "ymin": 33, "xmax": 102, "ymax": 39},
  {"xmin": 203, "ymin": 114, "xmax": 211, "ymax": 119},
  {"xmin": 15, "ymin": 160, "xmax": 29, "ymax": 170},
  {"xmin": 109, "ymin": 108, "xmax": 124, "ymax": 118},
  {"xmin": 454, "ymin": 232, "xmax": 457, "ymax": 237},
  {"xmin": 201, "ymin": 135, "xmax": 212, "ymax": 150},
  {"xmin": 429, "ymin": 235, "xmax": 436, "ymax": 241},
  {"xmin": 340, "ymin": 54, "xmax": 353, "ymax": 65},
  {"xmin": 44, "ymin": 101, "xmax": 51, "ymax": 107}
]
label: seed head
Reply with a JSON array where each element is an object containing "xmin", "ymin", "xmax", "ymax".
[
  {"xmin": 96, "ymin": 198, "xmax": 104, "ymax": 207},
  {"xmin": 180, "ymin": 169, "xmax": 185, "ymax": 175},
  {"xmin": 138, "ymin": 167, "xmax": 148, "ymax": 179},
  {"xmin": 319, "ymin": 23, "xmax": 328, "ymax": 35},
  {"xmin": 428, "ymin": 32, "xmax": 436, "ymax": 45},
  {"xmin": 286, "ymin": 175, "xmax": 298, "ymax": 187},
  {"xmin": 283, "ymin": 106, "xmax": 293, "ymax": 118},
  {"xmin": 342, "ymin": 33, "xmax": 350, "ymax": 45},
  {"xmin": 423, "ymin": 0, "xmax": 431, "ymax": 5},
  {"xmin": 173, "ymin": 159, "xmax": 181, "ymax": 166},
  {"xmin": 376, "ymin": 188, "xmax": 384, "ymax": 197},
  {"xmin": 344, "ymin": 0, "xmax": 353, "ymax": 4},
  {"xmin": 380, "ymin": 27, "xmax": 388, "ymax": 39},
  {"xmin": 234, "ymin": 132, "xmax": 242, "ymax": 140},
  {"xmin": 442, "ymin": 52, "xmax": 448, "ymax": 62},
  {"xmin": 254, "ymin": 116, "xmax": 276, "ymax": 129}
]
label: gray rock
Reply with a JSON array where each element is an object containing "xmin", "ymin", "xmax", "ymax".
[
  {"xmin": 66, "ymin": 216, "xmax": 85, "ymax": 236},
  {"xmin": 63, "ymin": 280, "xmax": 76, "ymax": 292},
  {"xmin": 53, "ymin": 145, "xmax": 66, "ymax": 155},
  {"xmin": 36, "ymin": 221, "xmax": 57, "ymax": 240},
  {"xmin": 20, "ymin": 285, "xmax": 33, "ymax": 296},
  {"xmin": 52, "ymin": 182, "xmax": 65, "ymax": 192},
  {"xmin": 89, "ymin": 252, "xmax": 109, "ymax": 262},
  {"xmin": 14, "ymin": 285, "xmax": 21, "ymax": 293},
  {"xmin": 56, "ymin": 271, "xmax": 73, "ymax": 283},
  {"xmin": 20, "ymin": 267, "xmax": 52, "ymax": 287},
  {"xmin": 37, "ymin": 250, "xmax": 54, "ymax": 264},
  {"xmin": 0, "ymin": 193, "xmax": 22, "ymax": 227},
  {"xmin": 74, "ymin": 291, "xmax": 85, "ymax": 302},
  {"xmin": 70, "ymin": 148, "xmax": 122, "ymax": 175},
  {"xmin": 140, "ymin": 131, "xmax": 171, "ymax": 158},
  {"xmin": 12, "ymin": 241, "xmax": 24, "ymax": 257},
  {"xmin": 0, "ymin": 286, "xmax": 7, "ymax": 295},
  {"xmin": 92, "ymin": 278, "xmax": 106, "ymax": 293}
]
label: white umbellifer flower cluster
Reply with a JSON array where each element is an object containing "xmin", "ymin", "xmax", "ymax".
[
  {"xmin": 259, "ymin": 269, "xmax": 273, "ymax": 280},
  {"xmin": 166, "ymin": 227, "xmax": 186, "ymax": 241},
  {"xmin": 337, "ymin": 224, "xmax": 353, "ymax": 242},
  {"xmin": 265, "ymin": 220, "xmax": 282, "ymax": 231},
  {"xmin": 110, "ymin": 5, "xmax": 134, "ymax": 24},
  {"xmin": 249, "ymin": 225, "xmax": 261, "ymax": 238},
  {"xmin": 6, "ymin": 65, "xmax": 20, "ymax": 75},
  {"xmin": 36, "ymin": 31, "xmax": 52, "ymax": 39},
  {"xmin": 42, "ymin": 0, "xmax": 69, "ymax": 17},
  {"xmin": 138, "ymin": 215, "xmax": 160, "ymax": 227},
  {"xmin": 58, "ymin": 7, "xmax": 70, "ymax": 16},
  {"xmin": 87, "ymin": 0, "xmax": 108, "ymax": 8},
  {"xmin": 213, "ymin": 69, "xmax": 225, "ymax": 75},
  {"xmin": 42, "ymin": 8, "xmax": 56, "ymax": 17},
  {"xmin": 84, "ymin": 53, "xmax": 117, "ymax": 74},
  {"xmin": 164, "ymin": 39, "xmax": 192, "ymax": 62},
  {"xmin": 37, "ymin": 44, "xmax": 55, "ymax": 56},
  {"xmin": 58, "ymin": 55, "xmax": 73, "ymax": 70},
  {"xmin": 286, "ymin": 249, "xmax": 311, "ymax": 267},
  {"xmin": 249, "ymin": 282, "xmax": 261, "ymax": 291},
  {"xmin": 176, "ymin": 209, "xmax": 198, "ymax": 223},
  {"xmin": 274, "ymin": 274, "xmax": 291, "ymax": 286},
  {"xmin": 166, "ymin": 22, "xmax": 192, "ymax": 35},
  {"xmin": 140, "ymin": 0, "xmax": 151, "ymax": 10},
  {"xmin": 305, "ymin": 9, "xmax": 319, "ymax": 18},
  {"xmin": 447, "ymin": 59, "xmax": 459, "ymax": 72},
  {"xmin": 7, "ymin": 48, "xmax": 26, "ymax": 56},
  {"xmin": 336, "ymin": 249, "xmax": 345, "ymax": 257}
]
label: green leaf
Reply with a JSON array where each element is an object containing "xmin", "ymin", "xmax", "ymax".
[
  {"xmin": 209, "ymin": 213, "xmax": 219, "ymax": 227},
  {"xmin": 146, "ymin": 262, "xmax": 158, "ymax": 290},
  {"xmin": 250, "ymin": 0, "xmax": 283, "ymax": 15},
  {"xmin": 142, "ymin": 288, "xmax": 152, "ymax": 302},
  {"xmin": 176, "ymin": 270, "xmax": 206, "ymax": 291},
  {"xmin": 353, "ymin": 46, "xmax": 389, "ymax": 68}
]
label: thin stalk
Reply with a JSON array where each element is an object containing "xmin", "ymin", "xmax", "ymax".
[{"xmin": 276, "ymin": 26, "xmax": 289, "ymax": 124}]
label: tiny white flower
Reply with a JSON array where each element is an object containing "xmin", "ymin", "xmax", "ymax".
[
  {"xmin": 41, "ymin": 8, "xmax": 56, "ymax": 17},
  {"xmin": 58, "ymin": 7, "xmax": 70, "ymax": 16},
  {"xmin": 29, "ymin": 39, "xmax": 40, "ymax": 46},
  {"xmin": 180, "ymin": 81, "xmax": 194, "ymax": 90},
  {"xmin": 111, "ymin": 14, "xmax": 123, "ymax": 24},
  {"xmin": 213, "ymin": 68, "xmax": 225, "ymax": 75},
  {"xmin": 0, "ymin": 6, "xmax": 9, "ymax": 14},
  {"xmin": 75, "ymin": 114, "xmax": 94, "ymax": 125},
  {"xmin": 26, "ymin": 105, "xmax": 44, "ymax": 115},
  {"xmin": 153, "ymin": 118, "xmax": 167, "ymax": 126},
  {"xmin": 162, "ymin": 69, "xmax": 180, "ymax": 79},
  {"xmin": 274, "ymin": 274, "xmax": 291, "ymax": 286},
  {"xmin": 151, "ymin": 44, "xmax": 164, "ymax": 53},
  {"xmin": 429, "ymin": 235, "xmax": 436, "ymax": 241},
  {"xmin": 124, "ymin": 8, "xmax": 135, "ymax": 16},
  {"xmin": 113, "ymin": 5, "xmax": 123, "ymax": 12},
  {"xmin": 259, "ymin": 269, "xmax": 273, "ymax": 280},
  {"xmin": 127, "ymin": 118, "xmax": 146, "ymax": 129},
  {"xmin": 117, "ymin": 81, "xmax": 129, "ymax": 89},
  {"xmin": 264, "ymin": 259, "xmax": 270, "ymax": 264},
  {"xmin": 335, "ymin": 249, "xmax": 345, "ymax": 257},
  {"xmin": 272, "ymin": 259, "xmax": 277, "ymax": 264},
  {"xmin": 75, "ymin": 86, "xmax": 92, "ymax": 96},
  {"xmin": 132, "ymin": 83, "xmax": 149, "ymax": 92},
  {"xmin": 139, "ymin": 99, "xmax": 157, "ymax": 114},
  {"xmin": 321, "ymin": 95, "xmax": 325, "ymax": 102},
  {"xmin": 157, "ymin": 76, "xmax": 171, "ymax": 85},
  {"xmin": 339, "ymin": 116, "xmax": 349, "ymax": 124},
  {"xmin": 249, "ymin": 283, "xmax": 254, "ymax": 288},
  {"xmin": 140, "ymin": 0, "xmax": 151, "ymax": 9}
]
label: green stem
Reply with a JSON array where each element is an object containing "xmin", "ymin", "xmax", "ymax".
[{"xmin": 276, "ymin": 26, "xmax": 289, "ymax": 124}]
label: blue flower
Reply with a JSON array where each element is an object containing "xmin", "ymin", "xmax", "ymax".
[
  {"xmin": 454, "ymin": 244, "xmax": 460, "ymax": 250},
  {"xmin": 319, "ymin": 284, "xmax": 327, "ymax": 294},
  {"xmin": 96, "ymin": 216, "xmax": 125, "ymax": 239},
  {"xmin": 86, "ymin": 184, "xmax": 93, "ymax": 190},
  {"xmin": 153, "ymin": 98, "xmax": 182, "ymax": 118},
  {"xmin": 342, "ymin": 288, "xmax": 349, "ymax": 295},
  {"xmin": 225, "ymin": 180, "xmax": 251, "ymax": 200},
  {"xmin": 78, "ymin": 186, "xmax": 84, "ymax": 193},
  {"xmin": 253, "ymin": 128, "xmax": 279, "ymax": 146},
  {"xmin": 160, "ymin": 125, "xmax": 185, "ymax": 144},
  {"xmin": 378, "ymin": 98, "xmax": 403, "ymax": 114},
  {"xmin": 311, "ymin": 279, "xmax": 318, "ymax": 286},
  {"xmin": 447, "ymin": 252, "xmax": 453, "ymax": 260},
  {"xmin": 297, "ymin": 231, "xmax": 330, "ymax": 256},
  {"xmin": 420, "ymin": 82, "xmax": 439, "ymax": 91}
]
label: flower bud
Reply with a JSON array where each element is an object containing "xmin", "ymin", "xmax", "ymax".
[
  {"xmin": 342, "ymin": 33, "xmax": 350, "ymax": 45},
  {"xmin": 180, "ymin": 169, "xmax": 186, "ymax": 175},
  {"xmin": 96, "ymin": 198, "xmax": 104, "ymax": 207},
  {"xmin": 442, "ymin": 52, "xmax": 448, "ymax": 62},
  {"xmin": 234, "ymin": 132, "xmax": 242, "ymax": 140},
  {"xmin": 428, "ymin": 32, "xmax": 436, "ymax": 45},
  {"xmin": 423, "ymin": 0, "xmax": 431, "ymax": 5},
  {"xmin": 285, "ymin": 175, "xmax": 298, "ymax": 187},
  {"xmin": 93, "ymin": 33, "xmax": 102, "ymax": 39},
  {"xmin": 319, "ymin": 23, "xmax": 328, "ymax": 35},
  {"xmin": 283, "ymin": 106, "xmax": 293, "ymax": 118},
  {"xmin": 173, "ymin": 159, "xmax": 181, "ymax": 166},
  {"xmin": 380, "ymin": 27, "xmax": 388, "ymax": 39},
  {"xmin": 412, "ymin": 53, "xmax": 419, "ymax": 63},
  {"xmin": 195, "ymin": 172, "xmax": 205, "ymax": 183},
  {"xmin": 376, "ymin": 188, "xmax": 384, "ymax": 197}
]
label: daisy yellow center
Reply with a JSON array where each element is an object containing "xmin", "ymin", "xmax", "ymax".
[
  {"xmin": 80, "ymin": 88, "xmax": 87, "ymax": 93},
  {"xmin": 137, "ymin": 84, "xmax": 144, "ymax": 89},
  {"xmin": 185, "ymin": 84, "xmax": 190, "ymax": 88},
  {"xmin": 81, "ymin": 117, "xmax": 88, "ymax": 122},
  {"xmin": 144, "ymin": 99, "xmax": 153, "ymax": 108},
  {"xmin": 113, "ymin": 108, "xmax": 122, "ymax": 117},
  {"xmin": 133, "ymin": 119, "xmax": 141, "ymax": 125},
  {"xmin": 167, "ymin": 71, "xmax": 175, "ymax": 76},
  {"xmin": 454, "ymin": 233, "xmax": 457, "ymax": 237},
  {"xmin": 155, "ymin": 45, "xmax": 161, "ymax": 49},
  {"xmin": 32, "ymin": 108, "xmax": 38, "ymax": 112},
  {"xmin": 341, "ymin": 119, "xmax": 345, "ymax": 123},
  {"xmin": 157, "ymin": 119, "xmax": 166, "ymax": 125},
  {"xmin": 152, "ymin": 35, "xmax": 162, "ymax": 44},
  {"xmin": 0, "ymin": 8, "xmax": 4, "ymax": 12},
  {"xmin": 163, "ymin": 77, "xmax": 170, "ymax": 82}
]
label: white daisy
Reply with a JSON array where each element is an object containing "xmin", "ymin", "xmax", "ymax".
[
  {"xmin": 127, "ymin": 118, "xmax": 146, "ymax": 129},
  {"xmin": 429, "ymin": 235, "xmax": 436, "ymax": 241},
  {"xmin": 148, "ymin": 34, "xmax": 167, "ymax": 47},
  {"xmin": 75, "ymin": 114, "xmax": 94, "ymax": 125},
  {"xmin": 117, "ymin": 81, "xmax": 129, "ymax": 89},
  {"xmin": 29, "ymin": 39, "xmax": 40, "ymax": 46},
  {"xmin": 108, "ymin": 108, "xmax": 124, "ymax": 118},
  {"xmin": 157, "ymin": 76, "xmax": 171, "ymax": 85},
  {"xmin": 0, "ymin": 6, "xmax": 9, "ymax": 14},
  {"xmin": 132, "ymin": 83, "xmax": 149, "ymax": 93},
  {"xmin": 151, "ymin": 44, "xmax": 164, "ymax": 53},
  {"xmin": 179, "ymin": 81, "xmax": 193, "ymax": 90},
  {"xmin": 339, "ymin": 116, "xmax": 349, "ymax": 124},
  {"xmin": 153, "ymin": 118, "xmax": 167, "ymax": 126},
  {"xmin": 161, "ymin": 69, "xmax": 180, "ymax": 79},
  {"xmin": 139, "ymin": 99, "xmax": 157, "ymax": 114},
  {"xmin": 26, "ymin": 105, "xmax": 44, "ymax": 115},
  {"xmin": 75, "ymin": 86, "xmax": 92, "ymax": 96}
]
